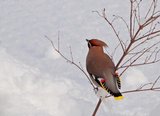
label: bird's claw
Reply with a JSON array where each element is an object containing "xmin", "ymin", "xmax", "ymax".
[
  {"xmin": 94, "ymin": 87, "xmax": 99, "ymax": 94},
  {"xmin": 115, "ymin": 70, "xmax": 119, "ymax": 77}
]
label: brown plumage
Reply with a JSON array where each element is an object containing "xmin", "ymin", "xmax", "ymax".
[{"xmin": 86, "ymin": 39, "xmax": 123, "ymax": 100}]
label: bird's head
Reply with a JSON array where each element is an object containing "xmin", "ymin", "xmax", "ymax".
[{"xmin": 86, "ymin": 39, "xmax": 108, "ymax": 48}]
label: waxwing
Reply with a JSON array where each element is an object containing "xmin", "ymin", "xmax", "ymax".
[{"xmin": 86, "ymin": 39, "xmax": 123, "ymax": 100}]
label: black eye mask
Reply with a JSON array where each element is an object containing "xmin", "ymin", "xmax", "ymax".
[{"xmin": 88, "ymin": 42, "xmax": 92, "ymax": 48}]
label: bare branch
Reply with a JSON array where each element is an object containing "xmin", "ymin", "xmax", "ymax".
[
  {"xmin": 151, "ymin": 76, "xmax": 160, "ymax": 89},
  {"xmin": 115, "ymin": 40, "xmax": 133, "ymax": 69},
  {"xmin": 69, "ymin": 46, "xmax": 74, "ymax": 62},
  {"xmin": 136, "ymin": 30, "xmax": 160, "ymax": 41},
  {"xmin": 120, "ymin": 59, "xmax": 160, "ymax": 68},
  {"xmin": 93, "ymin": 85, "xmax": 160, "ymax": 115},
  {"xmin": 92, "ymin": 0, "xmax": 160, "ymax": 115},
  {"xmin": 120, "ymin": 50, "xmax": 160, "ymax": 74},
  {"xmin": 93, "ymin": 9, "xmax": 125, "ymax": 52},
  {"xmin": 128, "ymin": 39, "xmax": 147, "ymax": 53},
  {"xmin": 120, "ymin": 47, "xmax": 160, "ymax": 69},
  {"xmin": 105, "ymin": 76, "xmax": 160, "ymax": 98},
  {"xmin": 130, "ymin": 0, "xmax": 134, "ymax": 38},
  {"xmin": 112, "ymin": 15, "xmax": 130, "ymax": 33},
  {"xmin": 58, "ymin": 31, "xmax": 60, "ymax": 51},
  {"xmin": 92, "ymin": 76, "xmax": 160, "ymax": 115},
  {"xmin": 48, "ymin": 1, "xmax": 160, "ymax": 116},
  {"xmin": 44, "ymin": 35, "xmax": 96, "ymax": 89},
  {"xmin": 111, "ymin": 43, "xmax": 120, "ymax": 59},
  {"xmin": 136, "ymin": 83, "xmax": 153, "ymax": 90},
  {"xmin": 143, "ymin": 0, "xmax": 160, "ymax": 24},
  {"xmin": 145, "ymin": 47, "xmax": 157, "ymax": 62},
  {"xmin": 121, "ymin": 86, "xmax": 160, "ymax": 95},
  {"xmin": 92, "ymin": 99, "xmax": 102, "ymax": 116},
  {"xmin": 79, "ymin": 62, "xmax": 84, "ymax": 71},
  {"xmin": 119, "ymin": 48, "xmax": 146, "ymax": 68},
  {"xmin": 145, "ymin": 0, "xmax": 155, "ymax": 19}
]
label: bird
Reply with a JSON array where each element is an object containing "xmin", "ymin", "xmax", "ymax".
[{"xmin": 86, "ymin": 39, "xmax": 123, "ymax": 100}]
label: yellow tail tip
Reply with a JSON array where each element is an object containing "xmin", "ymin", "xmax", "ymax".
[{"xmin": 114, "ymin": 96, "xmax": 124, "ymax": 100}]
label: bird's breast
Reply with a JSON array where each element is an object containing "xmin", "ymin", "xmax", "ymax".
[{"xmin": 86, "ymin": 53, "xmax": 107, "ymax": 76}]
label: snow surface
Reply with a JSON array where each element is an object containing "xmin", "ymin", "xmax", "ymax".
[{"xmin": 0, "ymin": 0, "xmax": 160, "ymax": 116}]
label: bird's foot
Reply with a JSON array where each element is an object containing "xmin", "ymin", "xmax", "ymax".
[
  {"xmin": 115, "ymin": 71, "xmax": 119, "ymax": 77},
  {"xmin": 94, "ymin": 87, "xmax": 99, "ymax": 94}
]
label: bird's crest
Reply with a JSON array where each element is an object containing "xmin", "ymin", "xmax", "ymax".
[{"xmin": 86, "ymin": 39, "xmax": 108, "ymax": 47}]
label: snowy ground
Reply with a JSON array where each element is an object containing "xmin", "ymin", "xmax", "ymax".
[{"xmin": 0, "ymin": 0, "xmax": 160, "ymax": 116}]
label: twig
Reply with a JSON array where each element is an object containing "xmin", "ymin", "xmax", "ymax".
[
  {"xmin": 119, "ymin": 41, "xmax": 160, "ymax": 69},
  {"xmin": 45, "ymin": 1, "xmax": 160, "ymax": 116},
  {"xmin": 111, "ymin": 43, "xmax": 120, "ymax": 59},
  {"xmin": 151, "ymin": 76, "xmax": 160, "ymax": 89},
  {"xmin": 57, "ymin": 31, "xmax": 60, "ymax": 51},
  {"xmin": 120, "ymin": 59, "xmax": 160, "ymax": 69},
  {"xmin": 136, "ymin": 30, "xmax": 160, "ymax": 41},
  {"xmin": 79, "ymin": 62, "xmax": 84, "ymax": 70},
  {"xmin": 44, "ymin": 35, "xmax": 96, "ymax": 89},
  {"xmin": 121, "ymin": 87, "xmax": 160, "ymax": 94},
  {"xmin": 136, "ymin": 83, "xmax": 153, "ymax": 90},
  {"xmin": 69, "ymin": 46, "xmax": 74, "ymax": 62},
  {"xmin": 112, "ymin": 15, "xmax": 130, "ymax": 33},
  {"xmin": 105, "ymin": 87, "xmax": 160, "ymax": 98},
  {"xmin": 105, "ymin": 76, "xmax": 160, "ymax": 98},
  {"xmin": 130, "ymin": 0, "xmax": 134, "ymax": 38},
  {"xmin": 92, "ymin": 99, "xmax": 102, "ymax": 116},
  {"xmin": 92, "ymin": 76, "xmax": 160, "ymax": 115},
  {"xmin": 92, "ymin": 1, "xmax": 160, "ymax": 115},
  {"xmin": 93, "ymin": 9, "xmax": 125, "ymax": 52},
  {"xmin": 92, "ymin": 84, "xmax": 160, "ymax": 115},
  {"xmin": 145, "ymin": 0, "xmax": 155, "ymax": 19}
]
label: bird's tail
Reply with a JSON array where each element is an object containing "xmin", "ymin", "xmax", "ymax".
[
  {"xmin": 113, "ymin": 93, "xmax": 124, "ymax": 100},
  {"xmin": 98, "ymin": 78, "xmax": 124, "ymax": 100}
]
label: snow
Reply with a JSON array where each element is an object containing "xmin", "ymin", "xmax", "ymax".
[
  {"xmin": 45, "ymin": 47, "xmax": 61, "ymax": 59},
  {"xmin": 124, "ymin": 68, "xmax": 148, "ymax": 89},
  {"xmin": 0, "ymin": 0, "xmax": 160, "ymax": 116},
  {"xmin": 0, "ymin": 47, "xmax": 94, "ymax": 116}
]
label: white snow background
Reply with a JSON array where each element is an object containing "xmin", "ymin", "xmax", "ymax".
[{"xmin": 0, "ymin": 0, "xmax": 160, "ymax": 116}]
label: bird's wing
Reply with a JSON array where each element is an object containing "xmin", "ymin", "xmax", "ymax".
[
  {"xmin": 104, "ymin": 53, "xmax": 121, "ymax": 89},
  {"xmin": 89, "ymin": 74, "xmax": 101, "ymax": 87},
  {"xmin": 104, "ymin": 53, "xmax": 115, "ymax": 69},
  {"xmin": 115, "ymin": 76, "xmax": 121, "ymax": 89},
  {"xmin": 89, "ymin": 73, "xmax": 113, "ymax": 91}
]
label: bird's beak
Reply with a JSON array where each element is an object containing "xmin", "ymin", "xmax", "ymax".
[{"xmin": 86, "ymin": 39, "xmax": 89, "ymax": 42}]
